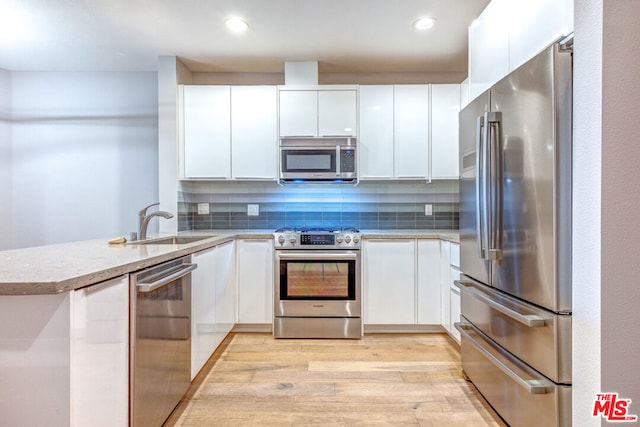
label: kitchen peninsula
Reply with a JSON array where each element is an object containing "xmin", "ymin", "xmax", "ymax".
[{"xmin": 0, "ymin": 230, "xmax": 458, "ymax": 426}]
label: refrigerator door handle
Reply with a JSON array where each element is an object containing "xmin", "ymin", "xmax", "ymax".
[
  {"xmin": 456, "ymin": 280, "xmax": 546, "ymax": 327},
  {"xmin": 475, "ymin": 115, "xmax": 486, "ymax": 259},
  {"xmin": 484, "ymin": 111, "xmax": 503, "ymax": 261},
  {"xmin": 455, "ymin": 322, "xmax": 553, "ymax": 394}
]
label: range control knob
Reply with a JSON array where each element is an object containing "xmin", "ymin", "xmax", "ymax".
[
  {"xmin": 277, "ymin": 235, "xmax": 285, "ymax": 245},
  {"xmin": 344, "ymin": 235, "xmax": 352, "ymax": 244},
  {"xmin": 336, "ymin": 236, "xmax": 344, "ymax": 243},
  {"xmin": 353, "ymin": 236, "xmax": 360, "ymax": 243},
  {"xmin": 289, "ymin": 237, "xmax": 297, "ymax": 244}
]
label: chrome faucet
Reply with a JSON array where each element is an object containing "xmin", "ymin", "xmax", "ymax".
[{"xmin": 138, "ymin": 202, "xmax": 174, "ymax": 240}]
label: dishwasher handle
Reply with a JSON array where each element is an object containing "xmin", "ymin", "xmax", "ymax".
[{"xmin": 136, "ymin": 263, "xmax": 197, "ymax": 293}]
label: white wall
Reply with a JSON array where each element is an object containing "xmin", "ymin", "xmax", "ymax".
[
  {"xmin": 574, "ymin": 0, "xmax": 640, "ymax": 425},
  {"xmin": 10, "ymin": 72, "xmax": 158, "ymax": 249},
  {"xmin": 158, "ymin": 57, "xmax": 192, "ymax": 234},
  {"xmin": 600, "ymin": 0, "xmax": 640, "ymax": 415},
  {"xmin": 0, "ymin": 69, "xmax": 12, "ymax": 250},
  {"xmin": 573, "ymin": 0, "xmax": 602, "ymax": 425}
]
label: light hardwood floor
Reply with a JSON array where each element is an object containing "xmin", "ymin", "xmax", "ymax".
[{"xmin": 166, "ymin": 333, "xmax": 506, "ymax": 426}]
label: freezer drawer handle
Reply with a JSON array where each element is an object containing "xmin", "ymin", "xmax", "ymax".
[
  {"xmin": 455, "ymin": 322, "xmax": 552, "ymax": 394},
  {"xmin": 456, "ymin": 280, "xmax": 546, "ymax": 327},
  {"xmin": 136, "ymin": 263, "xmax": 198, "ymax": 293}
]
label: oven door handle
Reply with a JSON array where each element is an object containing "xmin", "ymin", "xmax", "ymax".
[{"xmin": 276, "ymin": 252, "xmax": 358, "ymax": 261}]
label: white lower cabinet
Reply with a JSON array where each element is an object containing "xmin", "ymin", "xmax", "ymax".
[
  {"xmin": 0, "ymin": 275, "xmax": 129, "ymax": 426},
  {"xmin": 191, "ymin": 247, "xmax": 217, "ymax": 379},
  {"xmin": 449, "ymin": 243, "xmax": 461, "ymax": 342},
  {"xmin": 214, "ymin": 240, "xmax": 236, "ymax": 344},
  {"xmin": 72, "ymin": 275, "xmax": 129, "ymax": 426},
  {"xmin": 237, "ymin": 239, "xmax": 274, "ymax": 324},
  {"xmin": 440, "ymin": 240, "xmax": 452, "ymax": 333},
  {"xmin": 417, "ymin": 240, "xmax": 442, "ymax": 324},
  {"xmin": 439, "ymin": 240, "xmax": 462, "ymax": 341},
  {"xmin": 191, "ymin": 241, "xmax": 237, "ymax": 380},
  {"xmin": 364, "ymin": 238, "xmax": 451, "ymax": 327},
  {"xmin": 363, "ymin": 239, "xmax": 415, "ymax": 325}
]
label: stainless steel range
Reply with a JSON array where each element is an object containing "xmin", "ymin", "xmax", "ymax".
[{"xmin": 273, "ymin": 227, "xmax": 362, "ymax": 339}]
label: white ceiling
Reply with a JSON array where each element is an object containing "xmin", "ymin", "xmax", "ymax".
[{"xmin": 0, "ymin": 0, "xmax": 490, "ymax": 74}]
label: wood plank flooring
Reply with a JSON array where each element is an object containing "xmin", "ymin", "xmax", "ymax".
[{"xmin": 166, "ymin": 333, "xmax": 506, "ymax": 426}]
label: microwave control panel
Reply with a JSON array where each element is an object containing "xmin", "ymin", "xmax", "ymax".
[{"xmin": 341, "ymin": 149, "xmax": 356, "ymax": 172}]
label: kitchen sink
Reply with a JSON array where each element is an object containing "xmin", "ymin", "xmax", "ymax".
[{"xmin": 128, "ymin": 235, "xmax": 215, "ymax": 245}]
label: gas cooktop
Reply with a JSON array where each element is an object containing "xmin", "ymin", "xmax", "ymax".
[
  {"xmin": 273, "ymin": 226, "xmax": 362, "ymax": 249},
  {"xmin": 274, "ymin": 226, "xmax": 360, "ymax": 234}
]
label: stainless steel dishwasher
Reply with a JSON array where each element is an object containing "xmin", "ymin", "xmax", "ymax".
[{"xmin": 130, "ymin": 255, "xmax": 197, "ymax": 427}]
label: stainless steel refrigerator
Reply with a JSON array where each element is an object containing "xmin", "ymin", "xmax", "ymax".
[{"xmin": 456, "ymin": 41, "xmax": 572, "ymax": 427}]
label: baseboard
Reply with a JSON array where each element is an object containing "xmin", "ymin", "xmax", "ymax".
[
  {"xmin": 364, "ymin": 324, "xmax": 446, "ymax": 333},
  {"xmin": 232, "ymin": 323, "xmax": 272, "ymax": 333}
]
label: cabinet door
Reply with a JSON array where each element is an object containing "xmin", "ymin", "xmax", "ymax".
[
  {"xmin": 318, "ymin": 90, "xmax": 357, "ymax": 136},
  {"xmin": 182, "ymin": 85, "xmax": 231, "ymax": 178},
  {"xmin": 508, "ymin": 0, "xmax": 573, "ymax": 71},
  {"xmin": 440, "ymin": 240, "xmax": 452, "ymax": 332},
  {"xmin": 417, "ymin": 240, "xmax": 442, "ymax": 324},
  {"xmin": 214, "ymin": 240, "xmax": 236, "ymax": 346},
  {"xmin": 363, "ymin": 240, "xmax": 415, "ymax": 324},
  {"xmin": 468, "ymin": 0, "xmax": 510, "ymax": 100},
  {"xmin": 450, "ymin": 282, "xmax": 461, "ymax": 343},
  {"xmin": 358, "ymin": 85, "xmax": 394, "ymax": 179},
  {"xmin": 0, "ymin": 293, "xmax": 71, "ymax": 426},
  {"xmin": 449, "ymin": 242, "xmax": 461, "ymax": 341},
  {"xmin": 394, "ymin": 85, "xmax": 430, "ymax": 179},
  {"xmin": 191, "ymin": 248, "xmax": 216, "ymax": 379},
  {"xmin": 231, "ymin": 86, "xmax": 278, "ymax": 179},
  {"xmin": 72, "ymin": 275, "xmax": 128, "ymax": 427},
  {"xmin": 279, "ymin": 90, "xmax": 318, "ymax": 137},
  {"xmin": 431, "ymin": 84, "xmax": 460, "ymax": 179},
  {"xmin": 237, "ymin": 239, "xmax": 274, "ymax": 324}
]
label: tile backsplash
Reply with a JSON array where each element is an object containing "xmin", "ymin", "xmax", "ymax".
[{"xmin": 177, "ymin": 180, "xmax": 459, "ymax": 231}]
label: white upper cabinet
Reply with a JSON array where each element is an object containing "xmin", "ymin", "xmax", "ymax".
[
  {"xmin": 358, "ymin": 85, "xmax": 394, "ymax": 179},
  {"xmin": 507, "ymin": 0, "xmax": 573, "ymax": 70},
  {"xmin": 468, "ymin": 0, "xmax": 573, "ymax": 101},
  {"xmin": 394, "ymin": 85, "xmax": 430, "ymax": 179},
  {"xmin": 431, "ymin": 84, "xmax": 460, "ymax": 179},
  {"xmin": 278, "ymin": 87, "xmax": 357, "ymax": 137},
  {"xmin": 359, "ymin": 84, "xmax": 458, "ymax": 180},
  {"xmin": 279, "ymin": 90, "xmax": 318, "ymax": 137},
  {"xmin": 318, "ymin": 90, "xmax": 357, "ymax": 136},
  {"xmin": 468, "ymin": 0, "xmax": 510, "ymax": 100},
  {"xmin": 231, "ymin": 86, "xmax": 278, "ymax": 179},
  {"xmin": 182, "ymin": 85, "xmax": 231, "ymax": 179},
  {"xmin": 181, "ymin": 85, "xmax": 278, "ymax": 180}
]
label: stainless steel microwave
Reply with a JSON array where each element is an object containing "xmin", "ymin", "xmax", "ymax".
[{"xmin": 279, "ymin": 137, "xmax": 357, "ymax": 183}]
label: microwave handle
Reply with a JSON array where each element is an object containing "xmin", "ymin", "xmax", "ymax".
[{"xmin": 336, "ymin": 145, "xmax": 340, "ymax": 176}]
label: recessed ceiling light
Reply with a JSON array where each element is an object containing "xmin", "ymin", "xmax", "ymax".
[
  {"xmin": 225, "ymin": 17, "xmax": 248, "ymax": 33},
  {"xmin": 413, "ymin": 17, "xmax": 436, "ymax": 31}
]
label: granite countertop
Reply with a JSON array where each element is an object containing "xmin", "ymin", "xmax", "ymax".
[
  {"xmin": 0, "ymin": 233, "xmax": 235, "ymax": 295},
  {"xmin": 0, "ymin": 229, "xmax": 458, "ymax": 296},
  {"xmin": 360, "ymin": 230, "xmax": 459, "ymax": 242}
]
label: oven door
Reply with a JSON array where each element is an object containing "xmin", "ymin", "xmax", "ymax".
[{"xmin": 275, "ymin": 250, "xmax": 361, "ymax": 317}]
